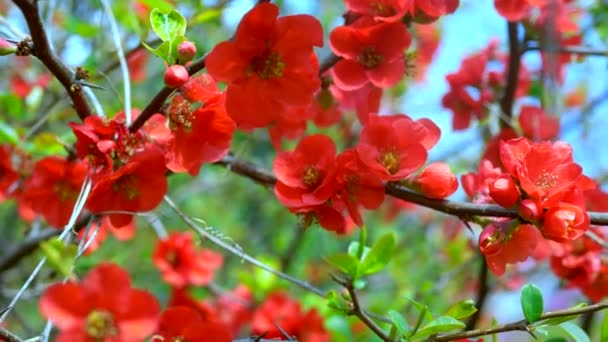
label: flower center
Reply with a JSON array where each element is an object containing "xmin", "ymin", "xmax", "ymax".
[
  {"xmin": 379, "ymin": 151, "xmax": 399, "ymax": 175},
  {"xmin": 534, "ymin": 170, "xmax": 558, "ymax": 190},
  {"xmin": 250, "ymin": 50, "xmax": 285, "ymax": 80},
  {"xmin": 86, "ymin": 310, "xmax": 118, "ymax": 339},
  {"xmin": 168, "ymin": 97, "xmax": 194, "ymax": 132},
  {"xmin": 371, "ymin": 2, "xmax": 396, "ymax": 17},
  {"xmin": 54, "ymin": 181, "xmax": 77, "ymax": 202},
  {"xmin": 112, "ymin": 175, "xmax": 140, "ymax": 200},
  {"xmin": 357, "ymin": 47, "xmax": 383, "ymax": 69},
  {"xmin": 303, "ymin": 166, "xmax": 321, "ymax": 188},
  {"xmin": 166, "ymin": 250, "xmax": 181, "ymax": 267}
]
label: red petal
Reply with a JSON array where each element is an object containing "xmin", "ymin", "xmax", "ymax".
[{"xmin": 39, "ymin": 282, "xmax": 89, "ymax": 330}]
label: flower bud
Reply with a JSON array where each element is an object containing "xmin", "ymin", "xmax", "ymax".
[
  {"xmin": 414, "ymin": 162, "xmax": 458, "ymax": 199},
  {"xmin": 542, "ymin": 203, "xmax": 589, "ymax": 242},
  {"xmin": 479, "ymin": 223, "xmax": 504, "ymax": 256},
  {"xmin": 519, "ymin": 199, "xmax": 543, "ymax": 222},
  {"xmin": 489, "ymin": 176, "xmax": 520, "ymax": 208},
  {"xmin": 164, "ymin": 65, "xmax": 189, "ymax": 89},
  {"xmin": 0, "ymin": 37, "xmax": 17, "ymax": 56},
  {"xmin": 177, "ymin": 41, "xmax": 196, "ymax": 64}
]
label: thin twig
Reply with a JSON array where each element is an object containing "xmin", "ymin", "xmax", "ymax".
[
  {"xmin": 100, "ymin": 0, "xmax": 132, "ymax": 125},
  {"xmin": 163, "ymin": 196, "xmax": 326, "ymax": 297},
  {"xmin": 499, "ymin": 22, "xmax": 521, "ymax": 127},
  {"xmin": 11, "ymin": 0, "xmax": 92, "ymax": 120},
  {"xmin": 465, "ymin": 257, "xmax": 488, "ymax": 330},
  {"xmin": 427, "ymin": 300, "xmax": 608, "ymax": 341},
  {"xmin": 0, "ymin": 326, "xmax": 23, "ymax": 342}
]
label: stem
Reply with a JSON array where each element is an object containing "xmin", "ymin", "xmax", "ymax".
[
  {"xmin": 499, "ymin": 21, "xmax": 521, "ymax": 127},
  {"xmin": 465, "ymin": 257, "xmax": 488, "ymax": 329},
  {"xmin": 11, "ymin": 0, "xmax": 92, "ymax": 120}
]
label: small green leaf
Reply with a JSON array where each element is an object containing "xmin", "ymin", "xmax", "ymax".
[
  {"xmin": 325, "ymin": 253, "xmax": 359, "ymax": 277},
  {"xmin": 142, "ymin": 40, "xmax": 172, "ymax": 64},
  {"xmin": 602, "ymin": 308, "xmax": 608, "ymax": 341},
  {"xmin": 388, "ymin": 310, "xmax": 410, "ymax": 337},
  {"xmin": 558, "ymin": 321, "xmax": 590, "ymax": 342},
  {"xmin": 0, "ymin": 121, "xmax": 19, "ymax": 145},
  {"xmin": 326, "ymin": 290, "xmax": 349, "ymax": 313},
  {"xmin": 359, "ymin": 233, "xmax": 396, "ymax": 276},
  {"xmin": 357, "ymin": 226, "xmax": 367, "ymax": 259},
  {"xmin": 445, "ymin": 299, "xmax": 478, "ymax": 320},
  {"xmin": 411, "ymin": 316, "xmax": 465, "ymax": 339},
  {"xmin": 150, "ymin": 8, "xmax": 187, "ymax": 42},
  {"xmin": 347, "ymin": 241, "xmax": 370, "ymax": 260},
  {"xmin": 39, "ymin": 240, "xmax": 77, "ymax": 278},
  {"xmin": 521, "ymin": 283, "xmax": 544, "ymax": 323},
  {"xmin": 544, "ymin": 338, "xmax": 568, "ymax": 342}
]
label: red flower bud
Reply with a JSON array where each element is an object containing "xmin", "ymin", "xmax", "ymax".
[
  {"xmin": 489, "ymin": 176, "xmax": 520, "ymax": 208},
  {"xmin": 177, "ymin": 41, "xmax": 197, "ymax": 64},
  {"xmin": 479, "ymin": 223, "xmax": 504, "ymax": 256},
  {"xmin": 519, "ymin": 199, "xmax": 543, "ymax": 222},
  {"xmin": 0, "ymin": 37, "xmax": 17, "ymax": 56},
  {"xmin": 542, "ymin": 203, "xmax": 589, "ymax": 242},
  {"xmin": 414, "ymin": 162, "xmax": 458, "ymax": 199},
  {"xmin": 164, "ymin": 65, "xmax": 189, "ymax": 88}
]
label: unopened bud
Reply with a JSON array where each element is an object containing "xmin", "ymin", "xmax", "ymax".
[
  {"xmin": 0, "ymin": 37, "xmax": 17, "ymax": 56},
  {"xmin": 164, "ymin": 64, "xmax": 189, "ymax": 88},
  {"xmin": 177, "ymin": 41, "xmax": 196, "ymax": 64}
]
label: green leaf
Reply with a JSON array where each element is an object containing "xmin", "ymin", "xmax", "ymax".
[
  {"xmin": 347, "ymin": 241, "xmax": 370, "ymax": 260},
  {"xmin": 544, "ymin": 338, "xmax": 568, "ymax": 342},
  {"xmin": 0, "ymin": 121, "xmax": 19, "ymax": 145},
  {"xmin": 65, "ymin": 15, "xmax": 98, "ymax": 37},
  {"xmin": 325, "ymin": 253, "xmax": 360, "ymax": 277},
  {"xmin": 602, "ymin": 308, "xmax": 608, "ymax": 341},
  {"xmin": 150, "ymin": 8, "xmax": 187, "ymax": 42},
  {"xmin": 388, "ymin": 310, "xmax": 410, "ymax": 337},
  {"xmin": 411, "ymin": 316, "xmax": 465, "ymax": 339},
  {"xmin": 521, "ymin": 283, "xmax": 544, "ymax": 323},
  {"xmin": 191, "ymin": 8, "xmax": 222, "ymax": 24},
  {"xmin": 359, "ymin": 233, "xmax": 396, "ymax": 276},
  {"xmin": 39, "ymin": 239, "xmax": 77, "ymax": 278},
  {"xmin": 326, "ymin": 290, "xmax": 350, "ymax": 313},
  {"xmin": 558, "ymin": 321, "xmax": 590, "ymax": 342},
  {"xmin": 445, "ymin": 299, "xmax": 478, "ymax": 320},
  {"xmin": 142, "ymin": 40, "xmax": 172, "ymax": 64}
]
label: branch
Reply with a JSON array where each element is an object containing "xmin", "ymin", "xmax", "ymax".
[
  {"xmin": 11, "ymin": 0, "xmax": 92, "ymax": 120},
  {"xmin": 0, "ymin": 326, "xmax": 23, "ymax": 342},
  {"xmin": 427, "ymin": 300, "xmax": 608, "ymax": 341},
  {"xmin": 499, "ymin": 21, "xmax": 521, "ymax": 126},
  {"xmin": 332, "ymin": 275, "xmax": 391, "ymax": 341},
  {"xmin": 524, "ymin": 44, "xmax": 608, "ymax": 57},
  {"xmin": 465, "ymin": 257, "xmax": 488, "ymax": 330},
  {"xmin": 163, "ymin": 196, "xmax": 326, "ymax": 297},
  {"xmin": 214, "ymin": 155, "xmax": 608, "ymax": 225}
]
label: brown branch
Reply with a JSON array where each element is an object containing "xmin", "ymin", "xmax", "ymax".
[
  {"xmin": 465, "ymin": 257, "xmax": 488, "ymax": 330},
  {"xmin": 0, "ymin": 326, "xmax": 23, "ymax": 342},
  {"xmin": 427, "ymin": 300, "xmax": 608, "ymax": 341},
  {"xmin": 524, "ymin": 44, "xmax": 608, "ymax": 57},
  {"xmin": 499, "ymin": 21, "xmax": 521, "ymax": 127},
  {"xmin": 0, "ymin": 215, "xmax": 92, "ymax": 274},
  {"xmin": 11, "ymin": 0, "xmax": 92, "ymax": 120},
  {"xmin": 214, "ymin": 155, "xmax": 608, "ymax": 225},
  {"xmin": 332, "ymin": 274, "xmax": 391, "ymax": 341}
]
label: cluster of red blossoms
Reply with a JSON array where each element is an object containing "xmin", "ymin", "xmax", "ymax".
[
  {"xmin": 39, "ymin": 262, "xmax": 330, "ymax": 341},
  {"xmin": 461, "ymin": 137, "xmax": 606, "ymax": 288},
  {"xmin": 273, "ymin": 113, "xmax": 458, "ymax": 233}
]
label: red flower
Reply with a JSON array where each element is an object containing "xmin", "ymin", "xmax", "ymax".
[
  {"xmin": 206, "ymin": 3, "xmax": 323, "ymax": 129},
  {"xmin": 332, "ymin": 82, "xmax": 382, "ymax": 125},
  {"xmin": 87, "ymin": 148, "xmax": 168, "ymax": 227},
  {"xmin": 551, "ymin": 229, "xmax": 603, "ymax": 287},
  {"xmin": 542, "ymin": 202, "xmax": 589, "ymax": 242},
  {"xmin": 252, "ymin": 292, "xmax": 330, "ymax": 342},
  {"xmin": 214, "ymin": 285, "xmax": 254, "ymax": 336},
  {"xmin": 152, "ymin": 231, "xmax": 223, "ymax": 288},
  {"xmin": 273, "ymin": 134, "xmax": 337, "ymax": 209},
  {"xmin": 499, "ymin": 138, "xmax": 585, "ymax": 207},
  {"xmin": 39, "ymin": 263, "xmax": 160, "ymax": 342},
  {"xmin": 165, "ymin": 76, "xmax": 235, "ymax": 175},
  {"xmin": 413, "ymin": 162, "xmax": 458, "ymax": 199},
  {"xmin": 479, "ymin": 221, "xmax": 542, "ymax": 276},
  {"xmin": 126, "ymin": 49, "xmax": 149, "ymax": 83},
  {"xmin": 356, "ymin": 114, "xmax": 439, "ymax": 181},
  {"xmin": 21, "ymin": 157, "xmax": 86, "ymax": 228},
  {"xmin": 518, "ymin": 105, "xmax": 560, "ymax": 141},
  {"xmin": 344, "ymin": 0, "xmax": 409, "ymax": 22},
  {"xmin": 331, "ymin": 149, "xmax": 385, "ymax": 225},
  {"xmin": 0, "ymin": 145, "xmax": 18, "ymax": 201},
  {"xmin": 152, "ymin": 307, "xmax": 231, "ymax": 342},
  {"xmin": 330, "ymin": 19, "xmax": 410, "ymax": 90}
]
